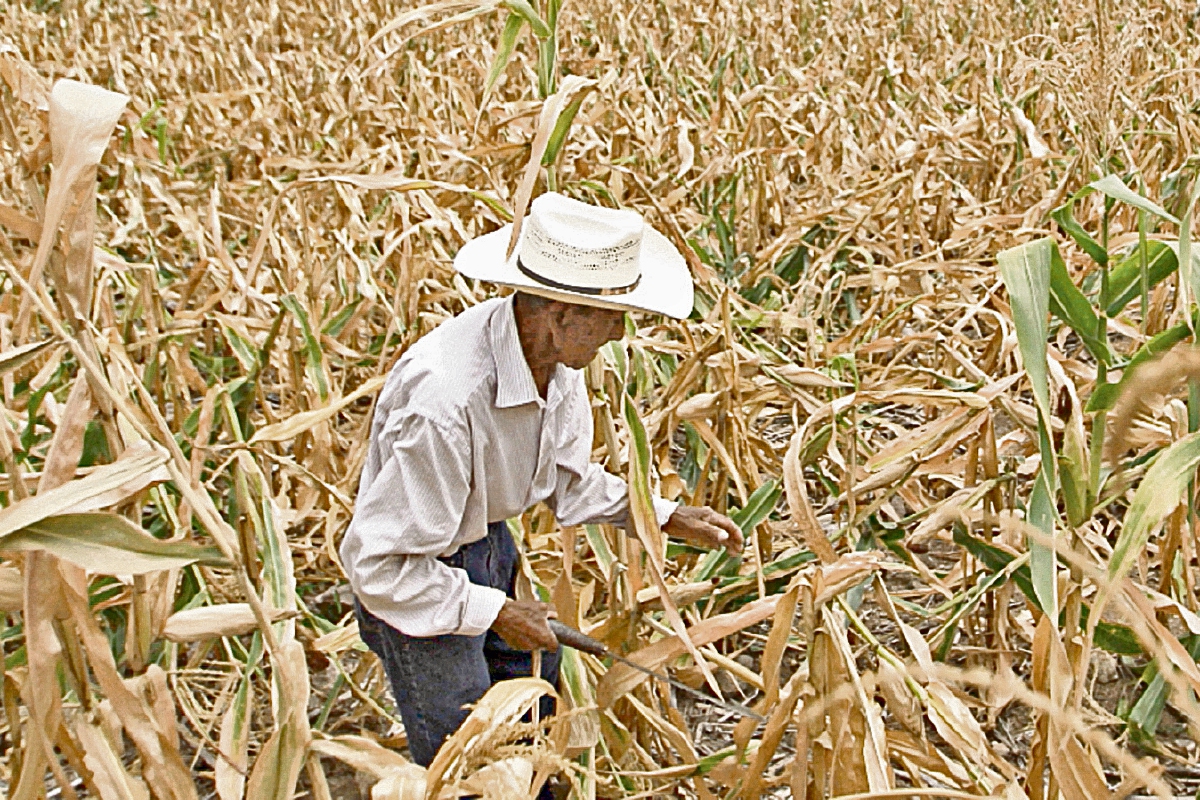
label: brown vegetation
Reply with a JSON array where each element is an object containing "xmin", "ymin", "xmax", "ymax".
[{"xmin": 3, "ymin": 0, "xmax": 1200, "ymax": 796}]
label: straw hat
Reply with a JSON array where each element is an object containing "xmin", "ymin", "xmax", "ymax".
[{"xmin": 453, "ymin": 192, "xmax": 695, "ymax": 319}]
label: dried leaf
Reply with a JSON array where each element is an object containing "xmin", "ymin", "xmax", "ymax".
[
  {"xmin": 0, "ymin": 446, "xmax": 170, "ymax": 538},
  {"xmin": 310, "ymin": 734, "xmax": 415, "ymax": 780},
  {"xmin": 249, "ymin": 375, "xmax": 386, "ymax": 443},
  {"xmin": 75, "ymin": 716, "xmax": 152, "ymax": 800},
  {"xmin": 597, "ymin": 595, "xmax": 780, "ymax": 706},
  {"xmin": 0, "ymin": 564, "xmax": 21, "ymax": 611},
  {"xmin": 162, "ymin": 603, "xmax": 294, "ymax": 642},
  {"xmin": 245, "ymin": 641, "xmax": 310, "ymax": 800},
  {"xmin": 0, "ymin": 513, "xmax": 227, "ymax": 574},
  {"xmin": 216, "ymin": 677, "xmax": 253, "ymax": 800},
  {"xmin": 459, "ymin": 756, "xmax": 535, "ymax": 799},
  {"xmin": 24, "ymin": 80, "xmax": 128, "ymax": 312}
]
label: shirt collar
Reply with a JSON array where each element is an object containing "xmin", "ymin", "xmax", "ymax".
[{"xmin": 492, "ymin": 297, "xmax": 543, "ymax": 409}]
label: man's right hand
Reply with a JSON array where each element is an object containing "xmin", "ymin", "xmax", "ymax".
[{"xmin": 491, "ymin": 599, "xmax": 558, "ymax": 652}]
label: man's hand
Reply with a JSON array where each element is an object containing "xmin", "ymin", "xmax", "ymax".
[
  {"xmin": 491, "ymin": 599, "xmax": 558, "ymax": 651},
  {"xmin": 663, "ymin": 506, "xmax": 744, "ymax": 555}
]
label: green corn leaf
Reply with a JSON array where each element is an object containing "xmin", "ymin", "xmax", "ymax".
[
  {"xmin": 1047, "ymin": 242, "xmax": 1112, "ymax": 364},
  {"xmin": 1109, "ymin": 432, "xmax": 1200, "ymax": 585},
  {"xmin": 321, "ymin": 298, "xmax": 364, "ymax": 337},
  {"xmin": 543, "ymin": 0, "xmax": 561, "ymax": 29},
  {"xmin": 998, "ymin": 237, "xmax": 1053, "ymax": 424},
  {"xmin": 933, "ymin": 548, "xmax": 1029, "ymax": 659},
  {"xmin": 1087, "ymin": 310, "xmax": 1200, "ymax": 413},
  {"xmin": 1051, "ymin": 189, "xmax": 1108, "ymax": 266},
  {"xmin": 1127, "ymin": 667, "xmax": 1168, "ymax": 742},
  {"xmin": 234, "ymin": 454, "xmax": 296, "ymax": 629},
  {"xmin": 601, "ymin": 340, "xmax": 627, "ymax": 379},
  {"xmin": 1139, "ymin": 204, "xmax": 1150, "ymax": 321},
  {"xmin": 695, "ymin": 744, "xmax": 748, "ymax": 775},
  {"xmin": 1104, "ymin": 240, "xmax": 1178, "ymax": 318},
  {"xmin": 691, "ymin": 547, "xmax": 731, "ymax": 582},
  {"xmin": 281, "ymin": 293, "xmax": 329, "ymax": 401},
  {"xmin": 221, "ymin": 323, "xmax": 261, "ymax": 373},
  {"xmin": 541, "ymin": 92, "xmax": 588, "ymax": 166},
  {"xmin": 536, "ymin": 0, "xmax": 561, "ymax": 96},
  {"xmin": 481, "ymin": 13, "xmax": 525, "ymax": 108},
  {"xmin": 998, "ymin": 238, "xmax": 1062, "ymax": 613},
  {"xmin": 954, "ymin": 526, "xmax": 1141, "ymax": 655},
  {"xmin": 1077, "ymin": 604, "xmax": 1143, "ymax": 655},
  {"xmin": 1178, "ymin": 176, "xmax": 1200, "ymax": 328},
  {"xmin": 1090, "ymin": 174, "xmax": 1180, "ymax": 225},
  {"xmin": 583, "ymin": 524, "xmax": 616, "ymax": 582},
  {"xmin": 1086, "ymin": 382, "xmax": 1122, "ymax": 414},
  {"xmin": 1027, "ymin": 471, "xmax": 1057, "ymax": 619},
  {"xmin": 622, "ymin": 396, "xmax": 655, "ymax": 515},
  {"xmin": 501, "ymin": 0, "xmax": 550, "ymax": 37},
  {"xmin": 798, "ymin": 423, "xmax": 833, "ymax": 468},
  {"xmin": 0, "ymin": 512, "xmax": 227, "ymax": 574},
  {"xmin": 1126, "ymin": 636, "xmax": 1200, "ymax": 742},
  {"xmin": 729, "ymin": 479, "xmax": 781, "ymax": 535}
]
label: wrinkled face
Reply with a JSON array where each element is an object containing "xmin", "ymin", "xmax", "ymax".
[{"xmin": 551, "ymin": 304, "xmax": 627, "ymax": 369}]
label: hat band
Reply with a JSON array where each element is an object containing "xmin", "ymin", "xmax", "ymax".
[{"xmin": 517, "ymin": 258, "xmax": 641, "ymax": 297}]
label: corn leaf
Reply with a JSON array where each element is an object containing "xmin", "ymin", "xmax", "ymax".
[
  {"xmin": 0, "ymin": 339, "xmax": 54, "ymax": 376},
  {"xmin": 0, "ymin": 512, "xmax": 227, "ymax": 574},
  {"xmin": 0, "ymin": 447, "xmax": 170, "ymax": 536},
  {"xmin": 998, "ymin": 238, "xmax": 1053, "ymax": 423},
  {"xmin": 1090, "ymin": 174, "xmax": 1179, "ymax": 224},
  {"xmin": 249, "ymin": 375, "xmax": 386, "ymax": 443},
  {"xmin": 216, "ymin": 675, "xmax": 253, "ymax": 800},
  {"xmin": 501, "ymin": 0, "xmax": 551, "ymax": 37},
  {"xmin": 541, "ymin": 92, "xmax": 589, "ymax": 166},
  {"xmin": 163, "ymin": 603, "xmax": 294, "ymax": 642},
  {"xmin": 245, "ymin": 641, "xmax": 310, "ymax": 800},
  {"xmin": 1047, "ymin": 242, "xmax": 1112, "ymax": 364},
  {"xmin": 597, "ymin": 594, "xmax": 781, "ymax": 705},
  {"xmin": 25, "ymin": 80, "xmax": 128, "ymax": 292},
  {"xmin": 1027, "ymin": 470, "xmax": 1058, "ymax": 621},
  {"xmin": 280, "ymin": 294, "xmax": 329, "ymax": 402},
  {"xmin": 1105, "ymin": 240, "xmax": 1178, "ymax": 317},
  {"xmin": 1087, "ymin": 310, "xmax": 1200, "ymax": 412},
  {"xmin": 1109, "ymin": 432, "xmax": 1200, "ymax": 585},
  {"xmin": 1051, "ymin": 189, "xmax": 1108, "ymax": 266},
  {"xmin": 622, "ymin": 393, "xmax": 721, "ymax": 696},
  {"xmin": 1127, "ymin": 667, "xmax": 1169, "ymax": 741},
  {"xmin": 729, "ymin": 479, "xmax": 781, "ymax": 534},
  {"xmin": 1178, "ymin": 176, "xmax": 1200, "ymax": 327},
  {"xmin": 480, "ymin": 13, "xmax": 525, "ymax": 109}
]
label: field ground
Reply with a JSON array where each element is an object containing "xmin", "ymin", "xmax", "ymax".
[{"xmin": 4, "ymin": 0, "xmax": 1200, "ymax": 797}]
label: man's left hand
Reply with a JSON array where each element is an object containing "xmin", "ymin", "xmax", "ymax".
[{"xmin": 662, "ymin": 506, "xmax": 744, "ymax": 556}]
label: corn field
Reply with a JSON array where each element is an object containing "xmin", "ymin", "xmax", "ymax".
[{"xmin": 3, "ymin": 0, "xmax": 1200, "ymax": 796}]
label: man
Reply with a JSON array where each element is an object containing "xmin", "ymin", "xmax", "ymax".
[{"xmin": 340, "ymin": 192, "xmax": 743, "ymax": 773}]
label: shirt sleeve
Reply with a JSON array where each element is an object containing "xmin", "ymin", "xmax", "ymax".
[
  {"xmin": 342, "ymin": 411, "xmax": 507, "ymax": 637},
  {"xmin": 548, "ymin": 376, "xmax": 678, "ymax": 529}
]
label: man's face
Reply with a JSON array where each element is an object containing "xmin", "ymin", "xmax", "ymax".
[{"xmin": 554, "ymin": 304, "xmax": 627, "ymax": 369}]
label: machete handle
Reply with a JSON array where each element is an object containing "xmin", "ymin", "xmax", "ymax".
[{"xmin": 548, "ymin": 619, "xmax": 608, "ymax": 657}]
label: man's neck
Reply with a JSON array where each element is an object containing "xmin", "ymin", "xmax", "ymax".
[{"xmin": 513, "ymin": 300, "xmax": 556, "ymax": 399}]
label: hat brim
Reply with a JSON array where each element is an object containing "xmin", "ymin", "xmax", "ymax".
[{"xmin": 453, "ymin": 223, "xmax": 695, "ymax": 319}]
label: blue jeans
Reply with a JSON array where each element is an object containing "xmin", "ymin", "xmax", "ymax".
[{"xmin": 355, "ymin": 521, "xmax": 562, "ymax": 768}]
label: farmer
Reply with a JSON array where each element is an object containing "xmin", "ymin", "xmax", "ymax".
[{"xmin": 340, "ymin": 192, "xmax": 743, "ymax": 774}]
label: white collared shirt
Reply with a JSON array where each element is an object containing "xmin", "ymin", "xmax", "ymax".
[{"xmin": 341, "ymin": 297, "xmax": 677, "ymax": 637}]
